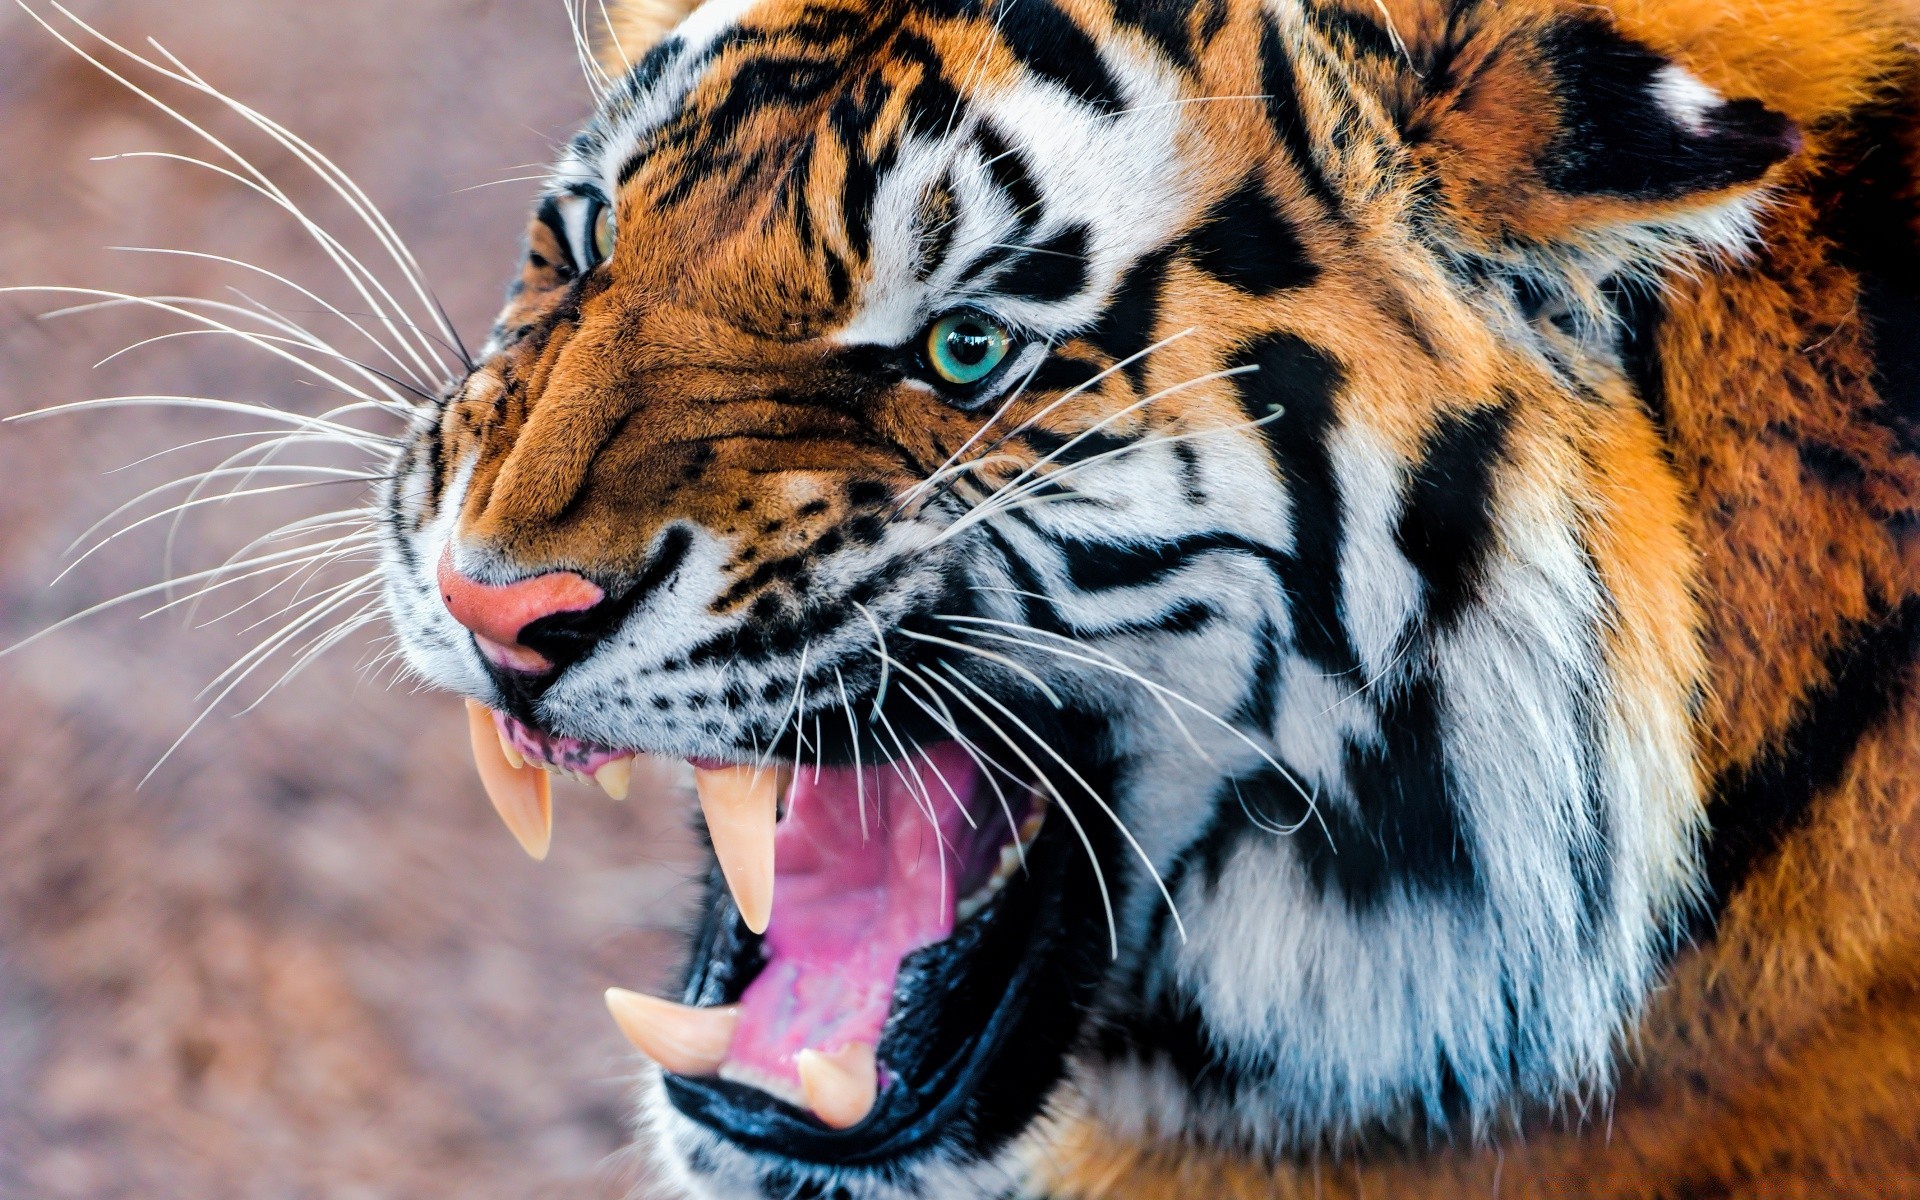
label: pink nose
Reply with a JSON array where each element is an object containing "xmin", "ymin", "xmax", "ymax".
[{"xmin": 437, "ymin": 546, "xmax": 604, "ymax": 674}]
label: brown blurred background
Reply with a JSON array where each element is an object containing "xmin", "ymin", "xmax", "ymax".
[{"xmin": 0, "ymin": 4, "xmax": 704, "ymax": 1196}]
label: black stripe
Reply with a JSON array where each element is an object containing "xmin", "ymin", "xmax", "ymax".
[
  {"xmin": 894, "ymin": 29, "xmax": 965, "ymax": 136},
  {"xmin": 1219, "ymin": 669, "xmax": 1480, "ymax": 913},
  {"xmin": 1055, "ymin": 531, "xmax": 1284, "ymax": 593},
  {"xmin": 976, "ymin": 125, "xmax": 1044, "ymax": 232},
  {"xmin": 832, "ymin": 79, "xmax": 893, "ymax": 259},
  {"xmin": 1695, "ymin": 595, "xmax": 1920, "ymax": 927},
  {"xmin": 995, "ymin": 223, "xmax": 1091, "ymax": 304},
  {"xmin": 1185, "ymin": 174, "xmax": 1319, "ymax": 294},
  {"xmin": 1110, "ymin": 0, "xmax": 1194, "ymax": 69},
  {"xmin": 1310, "ymin": 6, "xmax": 1402, "ymax": 62},
  {"xmin": 1021, "ymin": 427, "xmax": 1135, "ymax": 467},
  {"xmin": 1258, "ymin": 15, "xmax": 1343, "ymax": 216},
  {"xmin": 916, "ymin": 173, "xmax": 960, "ymax": 282},
  {"xmin": 1229, "ymin": 331, "xmax": 1358, "ymax": 675},
  {"xmin": 1396, "ymin": 402, "xmax": 1513, "ymax": 629},
  {"xmin": 1230, "ymin": 615, "xmax": 1285, "ymax": 730},
  {"xmin": 1086, "ymin": 248, "xmax": 1171, "ymax": 390},
  {"xmin": 997, "ymin": 0, "xmax": 1124, "ymax": 112},
  {"xmin": 1861, "ymin": 271, "xmax": 1920, "ymax": 466}
]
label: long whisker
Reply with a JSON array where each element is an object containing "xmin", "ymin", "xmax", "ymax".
[
  {"xmin": 886, "ymin": 661, "xmax": 1029, "ymax": 867},
  {"xmin": 834, "ymin": 666, "xmax": 869, "ymax": 841},
  {"xmin": 1, "ymin": 534, "xmax": 371, "ymax": 658},
  {"xmin": 941, "ymin": 662, "xmax": 1186, "ymax": 943},
  {"xmin": 4, "ymin": 287, "xmax": 409, "ymax": 414},
  {"xmin": 942, "ymin": 617, "xmax": 1323, "ymax": 836},
  {"xmin": 933, "ymin": 364, "xmax": 1259, "ymax": 546},
  {"xmin": 920, "ymin": 663, "xmax": 1119, "ymax": 957},
  {"xmin": 22, "ymin": 3, "xmax": 459, "ymax": 378},
  {"xmin": 118, "ymin": 14, "xmax": 472, "ymax": 366},
  {"xmin": 107, "ymin": 245, "xmax": 441, "ymax": 387},
  {"xmin": 142, "ymin": 576, "xmax": 380, "ymax": 785},
  {"xmin": 6, "ymin": 395, "xmax": 399, "ymax": 449}
]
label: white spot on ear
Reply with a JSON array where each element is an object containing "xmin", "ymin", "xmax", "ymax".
[{"xmin": 1650, "ymin": 64, "xmax": 1722, "ymax": 136}]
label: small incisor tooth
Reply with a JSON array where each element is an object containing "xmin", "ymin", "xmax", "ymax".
[
  {"xmin": 495, "ymin": 725, "xmax": 526, "ymax": 770},
  {"xmin": 796, "ymin": 1042, "xmax": 878, "ymax": 1130},
  {"xmin": 465, "ymin": 699, "xmax": 552, "ymax": 860},
  {"xmin": 595, "ymin": 756, "xmax": 632, "ymax": 801},
  {"xmin": 603, "ymin": 988, "xmax": 737, "ymax": 1076},
  {"xmin": 691, "ymin": 763, "xmax": 790, "ymax": 934}
]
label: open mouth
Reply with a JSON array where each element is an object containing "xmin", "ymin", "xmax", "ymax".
[{"xmin": 461, "ymin": 699, "xmax": 1093, "ymax": 1156}]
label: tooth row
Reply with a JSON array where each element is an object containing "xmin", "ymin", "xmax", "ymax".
[
  {"xmin": 955, "ymin": 792, "xmax": 1050, "ymax": 924},
  {"xmin": 603, "ymin": 988, "xmax": 879, "ymax": 1129},
  {"xmin": 466, "ymin": 703, "xmax": 638, "ymax": 859},
  {"xmin": 465, "ymin": 712, "xmax": 874, "ymax": 1127}
]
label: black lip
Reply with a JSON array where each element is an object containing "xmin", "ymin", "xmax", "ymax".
[{"xmin": 663, "ymin": 734, "xmax": 1120, "ymax": 1169}]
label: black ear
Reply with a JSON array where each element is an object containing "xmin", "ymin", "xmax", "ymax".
[
  {"xmin": 1537, "ymin": 14, "xmax": 1802, "ymax": 201},
  {"xmin": 1408, "ymin": 4, "xmax": 1802, "ymax": 261}
]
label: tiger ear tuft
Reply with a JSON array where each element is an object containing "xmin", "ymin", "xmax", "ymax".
[
  {"xmin": 599, "ymin": 0, "xmax": 705, "ymax": 70},
  {"xmin": 1411, "ymin": 8, "xmax": 1801, "ymax": 259}
]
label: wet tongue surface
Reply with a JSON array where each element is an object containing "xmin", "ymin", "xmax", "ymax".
[{"xmin": 722, "ymin": 745, "xmax": 979, "ymax": 1100}]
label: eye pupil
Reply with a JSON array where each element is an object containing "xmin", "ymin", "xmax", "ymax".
[{"xmin": 946, "ymin": 324, "xmax": 991, "ymax": 366}]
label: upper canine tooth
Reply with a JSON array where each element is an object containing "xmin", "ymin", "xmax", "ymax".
[
  {"xmin": 595, "ymin": 757, "xmax": 632, "ymax": 801},
  {"xmin": 603, "ymin": 988, "xmax": 738, "ymax": 1076},
  {"xmin": 691, "ymin": 763, "xmax": 788, "ymax": 935},
  {"xmin": 465, "ymin": 699, "xmax": 552, "ymax": 860},
  {"xmin": 796, "ymin": 1042, "xmax": 878, "ymax": 1129}
]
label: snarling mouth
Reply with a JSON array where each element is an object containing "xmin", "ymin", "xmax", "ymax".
[{"xmin": 462, "ymin": 699, "xmax": 1100, "ymax": 1157}]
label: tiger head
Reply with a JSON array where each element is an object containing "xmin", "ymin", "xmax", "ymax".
[{"xmin": 379, "ymin": 0, "xmax": 1801, "ymax": 1194}]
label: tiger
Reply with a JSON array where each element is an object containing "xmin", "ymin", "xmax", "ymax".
[{"xmin": 123, "ymin": 0, "xmax": 1920, "ymax": 1193}]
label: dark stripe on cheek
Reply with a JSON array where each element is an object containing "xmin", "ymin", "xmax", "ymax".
[
  {"xmin": 1023, "ymin": 354, "xmax": 1105, "ymax": 391},
  {"xmin": 1023, "ymin": 427, "xmax": 1137, "ymax": 466},
  {"xmin": 1396, "ymin": 402, "xmax": 1513, "ymax": 630},
  {"xmin": 996, "ymin": 0, "xmax": 1124, "ymax": 112},
  {"xmin": 1695, "ymin": 595, "xmax": 1920, "ymax": 930},
  {"xmin": 1086, "ymin": 248, "xmax": 1171, "ymax": 389},
  {"xmin": 1230, "ymin": 332, "xmax": 1357, "ymax": 675},
  {"xmin": 1054, "ymin": 530, "xmax": 1287, "ymax": 592},
  {"xmin": 1185, "ymin": 175, "xmax": 1319, "ymax": 294},
  {"xmin": 1258, "ymin": 16, "xmax": 1343, "ymax": 217},
  {"xmin": 997, "ymin": 223, "xmax": 1091, "ymax": 303},
  {"xmin": 1210, "ymin": 671, "xmax": 1481, "ymax": 913}
]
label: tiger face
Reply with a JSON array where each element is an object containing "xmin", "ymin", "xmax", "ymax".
[{"xmin": 379, "ymin": 0, "xmax": 1799, "ymax": 1194}]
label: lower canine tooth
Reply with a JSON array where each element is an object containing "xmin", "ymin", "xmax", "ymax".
[
  {"xmin": 465, "ymin": 699, "xmax": 552, "ymax": 860},
  {"xmin": 595, "ymin": 757, "xmax": 632, "ymax": 801},
  {"xmin": 691, "ymin": 764, "xmax": 790, "ymax": 935},
  {"xmin": 796, "ymin": 1042, "xmax": 878, "ymax": 1129},
  {"xmin": 603, "ymin": 988, "xmax": 738, "ymax": 1076}
]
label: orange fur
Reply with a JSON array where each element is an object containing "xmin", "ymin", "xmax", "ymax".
[{"xmin": 450, "ymin": 0, "xmax": 1920, "ymax": 1190}]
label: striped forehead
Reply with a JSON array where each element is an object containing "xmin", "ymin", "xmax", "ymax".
[{"xmin": 549, "ymin": 0, "xmax": 1210, "ymax": 335}]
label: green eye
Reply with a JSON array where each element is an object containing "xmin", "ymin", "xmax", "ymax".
[
  {"xmin": 591, "ymin": 202, "xmax": 616, "ymax": 266},
  {"xmin": 925, "ymin": 312, "xmax": 1012, "ymax": 385}
]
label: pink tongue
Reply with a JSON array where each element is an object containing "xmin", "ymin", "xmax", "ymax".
[{"xmin": 723, "ymin": 745, "xmax": 979, "ymax": 1096}]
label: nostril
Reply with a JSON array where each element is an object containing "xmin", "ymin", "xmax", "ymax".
[{"xmin": 436, "ymin": 546, "xmax": 605, "ymax": 672}]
